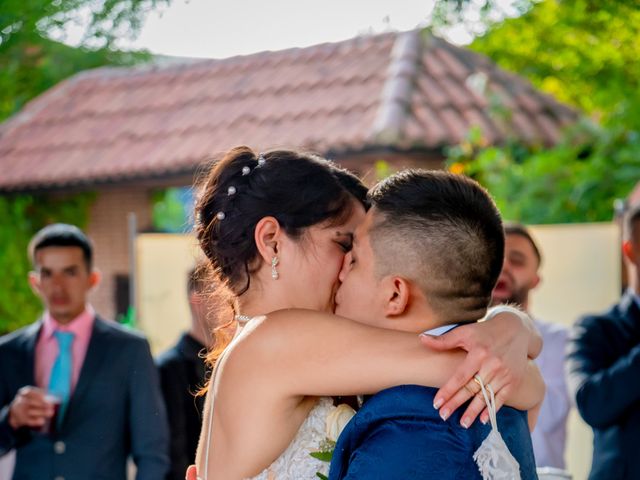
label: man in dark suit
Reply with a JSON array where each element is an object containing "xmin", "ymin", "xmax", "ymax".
[
  {"xmin": 567, "ymin": 204, "xmax": 640, "ymax": 480},
  {"xmin": 157, "ymin": 267, "xmax": 230, "ymax": 480},
  {"xmin": 0, "ymin": 223, "xmax": 169, "ymax": 480},
  {"xmin": 330, "ymin": 170, "xmax": 541, "ymax": 479}
]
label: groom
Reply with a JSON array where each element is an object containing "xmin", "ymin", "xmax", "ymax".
[{"xmin": 330, "ymin": 170, "xmax": 538, "ymax": 479}]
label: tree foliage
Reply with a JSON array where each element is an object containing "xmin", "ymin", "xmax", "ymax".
[
  {"xmin": 0, "ymin": 0, "xmax": 169, "ymax": 121},
  {"xmin": 442, "ymin": 0, "xmax": 640, "ymax": 224},
  {"xmin": 470, "ymin": 0, "xmax": 640, "ymax": 128},
  {"xmin": 447, "ymin": 123, "xmax": 640, "ymax": 224},
  {"xmin": 0, "ymin": 1, "xmax": 167, "ymax": 333}
]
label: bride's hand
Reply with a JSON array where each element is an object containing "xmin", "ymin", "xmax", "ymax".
[{"xmin": 419, "ymin": 306, "xmax": 543, "ymax": 427}]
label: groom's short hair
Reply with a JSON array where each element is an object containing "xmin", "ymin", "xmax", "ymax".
[{"xmin": 368, "ymin": 169, "xmax": 504, "ymax": 324}]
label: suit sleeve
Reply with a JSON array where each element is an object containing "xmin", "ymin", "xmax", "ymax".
[
  {"xmin": 0, "ymin": 405, "xmax": 18, "ymax": 455},
  {"xmin": 0, "ymin": 351, "xmax": 32, "ymax": 455},
  {"xmin": 566, "ymin": 315, "xmax": 640, "ymax": 429},
  {"xmin": 158, "ymin": 359, "xmax": 191, "ymax": 480},
  {"xmin": 128, "ymin": 339, "xmax": 171, "ymax": 480}
]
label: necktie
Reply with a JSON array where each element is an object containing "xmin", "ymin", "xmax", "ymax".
[{"xmin": 48, "ymin": 331, "xmax": 75, "ymax": 427}]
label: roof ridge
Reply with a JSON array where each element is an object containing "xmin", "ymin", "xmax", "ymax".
[
  {"xmin": 49, "ymin": 31, "xmax": 399, "ymax": 81},
  {"xmin": 369, "ymin": 29, "xmax": 423, "ymax": 145}
]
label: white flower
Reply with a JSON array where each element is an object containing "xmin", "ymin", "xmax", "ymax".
[{"xmin": 325, "ymin": 404, "xmax": 356, "ymax": 442}]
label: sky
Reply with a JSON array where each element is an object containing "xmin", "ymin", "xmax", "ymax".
[
  {"xmin": 103, "ymin": 0, "xmax": 472, "ymax": 60},
  {"xmin": 54, "ymin": 1, "xmax": 525, "ymax": 60}
]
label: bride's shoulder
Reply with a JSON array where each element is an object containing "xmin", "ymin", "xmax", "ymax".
[
  {"xmin": 260, "ymin": 309, "xmax": 336, "ymax": 329},
  {"xmin": 227, "ymin": 310, "xmax": 329, "ymax": 363}
]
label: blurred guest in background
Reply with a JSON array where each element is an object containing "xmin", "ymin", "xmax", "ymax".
[
  {"xmin": 157, "ymin": 265, "xmax": 231, "ymax": 480},
  {"xmin": 0, "ymin": 223, "xmax": 169, "ymax": 480},
  {"xmin": 492, "ymin": 223, "xmax": 571, "ymax": 470},
  {"xmin": 567, "ymin": 205, "xmax": 640, "ymax": 480}
]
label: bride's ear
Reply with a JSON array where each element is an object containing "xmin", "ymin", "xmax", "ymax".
[
  {"xmin": 382, "ymin": 276, "xmax": 410, "ymax": 317},
  {"xmin": 254, "ymin": 216, "xmax": 282, "ymax": 264}
]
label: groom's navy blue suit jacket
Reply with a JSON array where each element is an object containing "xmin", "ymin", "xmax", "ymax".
[{"xmin": 329, "ymin": 385, "xmax": 537, "ymax": 480}]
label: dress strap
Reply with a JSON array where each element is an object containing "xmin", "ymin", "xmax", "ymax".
[{"xmin": 200, "ymin": 354, "xmax": 222, "ymax": 480}]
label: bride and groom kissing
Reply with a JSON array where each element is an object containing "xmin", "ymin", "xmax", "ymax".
[{"xmin": 189, "ymin": 146, "xmax": 543, "ymax": 479}]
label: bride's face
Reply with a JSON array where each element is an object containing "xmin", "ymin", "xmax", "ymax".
[{"xmin": 280, "ymin": 201, "xmax": 366, "ymax": 312}]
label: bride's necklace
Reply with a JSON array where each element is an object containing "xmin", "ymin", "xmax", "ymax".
[{"xmin": 235, "ymin": 314, "xmax": 252, "ymax": 324}]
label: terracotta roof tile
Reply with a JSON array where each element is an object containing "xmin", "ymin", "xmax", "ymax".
[
  {"xmin": 0, "ymin": 29, "xmax": 577, "ymax": 191},
  {"xmin": 416, "ymin": 74, "xmax": 449, "ymax": 109},
  {"xmin": 433, "ymin": 46, "xmax": 470, "ymax": 80},
  {"xmin": 412, "ymin": 102, "xmax": 449, "ymax": 146}
]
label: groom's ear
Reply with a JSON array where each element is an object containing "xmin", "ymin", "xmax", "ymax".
[{"xmin": 382, "ymin": 276, "xmax": 411, "ymax": 317}]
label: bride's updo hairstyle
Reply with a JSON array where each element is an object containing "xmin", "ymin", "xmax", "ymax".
[{"xmin": 195, "ymin": 146, "xmax": 367, "ymax": 298}]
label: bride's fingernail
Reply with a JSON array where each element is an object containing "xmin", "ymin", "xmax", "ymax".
[
  {"xmin": 480, "ymin": 416, "xmax": 488, "ymax": 425},
  {"xmin": 439, "ymin": 409, "xmax": 450, "ymax": 421},
  {"xmin": 461, "ymin": 418, "xmax": 470, "ymax": 429},
  {"xmin": 433, "ymin": 398, "xmax": 443, "ymax": 409}
]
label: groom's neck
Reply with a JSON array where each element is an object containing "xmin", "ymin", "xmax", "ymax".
[{"xmin": 384, "ymin": 303, "xmax": 445, "ymax": 334}]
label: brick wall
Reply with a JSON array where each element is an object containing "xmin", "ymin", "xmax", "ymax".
[{"xmin": 87, "ymin": 186, "xmax": 152, "ymax": 321}]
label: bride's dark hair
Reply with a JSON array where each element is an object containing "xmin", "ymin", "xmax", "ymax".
[
  {"xmin": 196, "ymin": 145, "xmax": 367, "ymax": 295},
  {"xmin": 194, "ymin": 146, "xmax": 367, "ymax": 361}
]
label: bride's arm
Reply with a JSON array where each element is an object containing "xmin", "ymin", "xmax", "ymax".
[{"xmin": 231, "ymin": 309, "xmax": 544, "ymax": 420}]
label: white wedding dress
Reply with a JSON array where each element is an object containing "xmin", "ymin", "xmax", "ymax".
[
  {"xmin": 249, "ymin": 397, "xmax": 335, "ymax": 479},
  {"xmin": 200, "ymin": 316, "xmax": 337, "ymax": 480}
]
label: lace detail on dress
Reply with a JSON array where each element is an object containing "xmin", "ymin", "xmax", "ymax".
[{"xmin": 248, "ymin": 397, "xmax": 335, "ymax": 480}]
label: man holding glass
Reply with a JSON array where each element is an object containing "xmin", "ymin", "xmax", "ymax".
[{"xmin": 0, "ymin": 223, "xmax": 169, "ymax": 479}]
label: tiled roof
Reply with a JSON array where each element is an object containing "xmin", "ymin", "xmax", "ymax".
[{"xmin": 0, "ymin": 30, "xmax": 577, "ymax": 191}]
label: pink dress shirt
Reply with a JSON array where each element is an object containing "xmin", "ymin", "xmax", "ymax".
[{"xmin": 34, "ymin": 306, "xmax": 95, "ymax": 395}]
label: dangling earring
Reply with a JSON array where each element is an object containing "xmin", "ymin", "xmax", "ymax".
[{"xmin": 271, "ymin": 256, "xmax": 279, "ymax": 280}]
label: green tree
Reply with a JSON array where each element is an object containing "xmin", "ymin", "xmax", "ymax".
[
  {"xmin": 0, "ymin": 0, "xmax": 170, "ymax": 120},
  {"xmin": 441, "ymin": 0, "xmax": 640, "ymax": 224},
  {"xmin": 470, "ymin": 0, "xmax": 640, "ymax": 128},
  {"xmin": 0, "ymin": 0, "xmax": 168, "ymax": 332},
  {"xmin": 447, "ymin": 123, "xmax": 640, "ymax": 224}
]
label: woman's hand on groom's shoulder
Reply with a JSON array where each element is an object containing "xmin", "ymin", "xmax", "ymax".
[{"xmin": 420, "ymin": 312, "xmax": 535, "ymax": 427}]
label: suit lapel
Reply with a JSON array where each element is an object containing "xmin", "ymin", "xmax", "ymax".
[
  {"xmin": 20, "ymin": 320, "xmax": 42, "ymax": 386},
  {"xmin": 65, "ymin": 317, "xmax": 111, "ymax": 417}
]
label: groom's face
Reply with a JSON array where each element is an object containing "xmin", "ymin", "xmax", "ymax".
[{"xmin": 334, "ymin": 210, "xmax": 388, "ymax": 327}]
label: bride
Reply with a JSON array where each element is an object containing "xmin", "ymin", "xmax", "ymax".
[{"xmin": 192, "ymin": 146, "xmax": 543, "ymax": 479}]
